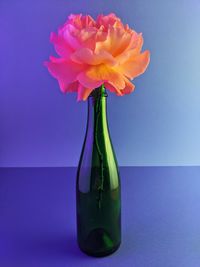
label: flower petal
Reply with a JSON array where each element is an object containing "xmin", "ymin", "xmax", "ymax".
[
  {"xmin": 58, "ymin": 80, "xmax": 79, "ymax": 93},
  {"xmin": 105, "ymin": 76, "xmax": 135, "ymax": 96},
  {"xmin": 71, "ymin": 48, "xmax": 116, "ymax": 66},
  {"xmin": 115, "ymin": 33, "xmax": 144, "ymax": 64},
  {"xmin": 77, "ymin": 28, "xmax": 97, "ymax": 50},
  {"xmin": 116, "ymin": 50, "xmax": 150, "ymax": 79},
  {"xmin": 50, "ymin": 32, "xmax": 73, "ymax": 58},
  {"xmin": 68, "ymin": 14, "xmax": 96, "ymax": 29},
  {"xmin": 121, "ymin": 76, "xmax": 135, "ymax": 94},
  {"xmin": 104, "ymin": 82, "xmax": 123, "ymax": 96},
  {"xmin": 96, "ymin": 13, "xmax": 123, "ymax": 30},
  {"xmin": 62, "ymin": 24, "xmax": 81, "ymax": 50},
  {"xmin": 77, "ymin": 71, "xmax": 103, "ymax": 88},
  {"xmin": 82, "ymin": 64, "xmax": 125, "ymax": 89},
  {"xmin": 130, "ymin": 32, "xmax": 143, "ymax": 52},
  {"xmin": 44, "ymin": 56, "xmax": 85, "ymax": 92},
  {"xmin": 60, "ymin": 22, "xmax": 97, "ymax": 51},
  {"xmin": 77, "ymin": 84, "xmax": 94, "ymax": 102},
  {"xmin": 95, "ymin": 27, "xmax": 132, "ymax": 57}
]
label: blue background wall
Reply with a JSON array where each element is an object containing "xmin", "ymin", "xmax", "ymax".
[{"xmin": 0, "ymin": 0, "xmax": 200, "ymax": 167}]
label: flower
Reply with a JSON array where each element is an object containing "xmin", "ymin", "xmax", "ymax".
[{"xmin": 44, "ymin": 13, "xmax": 150, "ymax": 101}]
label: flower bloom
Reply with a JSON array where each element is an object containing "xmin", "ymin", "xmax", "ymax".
[{"xmin": 44, "ymin": 13, "xmax": 150, "ymax": 101}]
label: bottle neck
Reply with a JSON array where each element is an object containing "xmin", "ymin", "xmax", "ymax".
[{"xmin": 87, "ymin": 85, "xmax": 109, "ymax": 136}]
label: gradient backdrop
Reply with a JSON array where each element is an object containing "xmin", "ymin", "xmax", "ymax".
[{"xmin": 0, "ymin": 0, "xmax": 200, "ymax": 167}]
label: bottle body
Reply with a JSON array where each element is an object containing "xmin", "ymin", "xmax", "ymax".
[{"xmin": 76, "ymin": 85, "xmax": 121, "ymax": 257}]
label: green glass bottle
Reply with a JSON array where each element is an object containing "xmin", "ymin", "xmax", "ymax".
[{"xmin": 76, "ymin": 84, "xmax": 121, "ymax": 257}]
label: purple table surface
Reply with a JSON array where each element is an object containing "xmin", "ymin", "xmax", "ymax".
[{"xmin": 0, "ymin": 167, "xmax": 200, "ymax": 267}]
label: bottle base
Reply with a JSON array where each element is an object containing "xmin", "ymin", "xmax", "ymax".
[
  {"xmin": 77, "ymin": 227, "xmax": 121, "ymax": 257},
  {"xmin": 78, "ymin": 242, "xmax": 121, "ymax": 257}
]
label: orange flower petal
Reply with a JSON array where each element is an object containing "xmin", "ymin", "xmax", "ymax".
[
  {"xmin": 115, "ymin": 33, "xmax": 144, "ymax": 64},
  {"xmin": 83, "ymin": 64, "xmax": 125, "ymax": 89},
  {"xmin": 104, "ymin": 76, "xmax": 135, "ymax": 96},
  {"xmin": 77, "ymin": 84, "xmax": 94, "ymax": 101},
  {"xmin": 104, "ymin": 82, "xmax": 123, "ymax": 96},
  {"xmin": 116, "ymin": 50, "xmax": 150, "ymax": 79},
  {"xmin": 77, "ymin": 71, "xmax": 103, "ymax": 88},
  {"xmin": 95, "ymin": 27, "xmax": 132, "ymax": 57},
  {"xmin": 71, "ymin": 48, "xmax": 116, "ymax": 66},
  {"xmin": 44, "ymin": 56, "xmax": 85, "ymax": 92},
  {"xmin": 121, "ymin": 76, "xmax": 135, "ymax": 94}
]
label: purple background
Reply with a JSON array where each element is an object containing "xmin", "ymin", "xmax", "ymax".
[{"xmin": 1, "ymin": 0, "xmax": 200, "ymax": 167}]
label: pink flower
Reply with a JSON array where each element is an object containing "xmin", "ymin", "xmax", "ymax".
[{"xmin": 44, "ymin": 13, "xmax": 150, "ymax": 101}]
